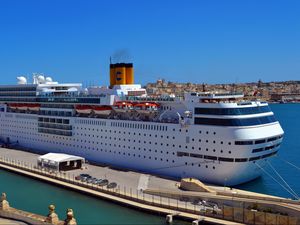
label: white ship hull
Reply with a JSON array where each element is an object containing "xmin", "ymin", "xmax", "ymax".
[{"xmin": 0, "ymin": 111, "xmax": 283, "ymax": 186}]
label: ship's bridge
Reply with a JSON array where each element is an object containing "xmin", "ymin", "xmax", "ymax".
[
  {"xmin": 185, "ymin": 92, "xmax": 245, "ymax": 104},
  {"xmin": 182, "ymin": 91, "xmax": 276, "ymax": 127}
]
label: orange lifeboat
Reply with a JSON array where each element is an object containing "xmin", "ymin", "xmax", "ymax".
[
  {"xmin": 28, "ymin": 103, "xmax": 40, "ymax": 111},
  {"xmin": 113, "ymin": 101, "xmax": 133, "ymax": 113},
  {"xmin": 18, "ymin": 103, "xmax": 28, "ymax": 111},
  {"xmin": 133, "ymin": 102, "xmax": 160, "ymax": 114},
  {"xmin": 92, "ymin": 105, "xmax": 112, "ymax": 116},
  {"xmin": 8, "ymin": 103, "xmax": 18, "ymax": 110},
  {"xmin": 75, "ymin": 105, "xmax": 93, "ymax": 114}
]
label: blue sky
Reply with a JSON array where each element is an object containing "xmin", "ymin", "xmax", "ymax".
[{"xmin": 0, "ymin": 0, "xmax": 299, "ymax": 86}]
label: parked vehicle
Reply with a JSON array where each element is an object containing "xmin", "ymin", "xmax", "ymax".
[
  {"xmin": 107, "ymin": 182, "xmax": 117, "ymax": 189},
  {"xmin": 92, "ymin": 178, "xmax": 102, "ymax": 185},
  {"xmin": 75, "ymin": 175, "xmax": 81, "ymax": 180},
  {"xmin": 86, "ymin": 178, "xmax": 94, "ymax": 183},
  {"xmin": 80, "ymin": 173, "xmax": 91, "ymax": 178},
  {"xmin": 81, "ymin": 176, "xmax": 88, "ymax": 182},
  {"xmin": 98, "ymin": 179, "xmax": 109, "ymax": 186}
]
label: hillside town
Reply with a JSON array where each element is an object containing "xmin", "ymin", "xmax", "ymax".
[{"xmin": 145, "ymin": 79, "xmax": 300, "ymax": 103}]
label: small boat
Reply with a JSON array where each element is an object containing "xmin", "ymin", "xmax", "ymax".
[
  {"xmin": 75, "ymin": 105, "xmax": 93, "ymax": 114},
  {"xmin": 133, "ymin": 102, "xmax": 159, "ymax": 114},
  {"xmin": 113, "ymin": 101, "xmax": 133, "ymax": 113},
  {"xmin": 92, "ymin": 105, "xmax": 112, "ymax": 116}
]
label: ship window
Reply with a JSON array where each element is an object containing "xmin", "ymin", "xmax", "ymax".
[
  {"xmin": 235, "ymin": 140, "xmax": 254, "ymax": 145},
  {"xmin": 177, "ymin": 151, "xmax": 189, "ymax": 157},
  {"xmin": 249, "ymin": 156, "xmax": 261, "ymax": 161},
  {"xmin": 252, "ymin": 148, "xmax": 264, "ymax": 153},
  {"xmin": 194, "ymin": 115, "xmax": 277, "ymax": 127},
  {"xmin": 194, "ymin": 106, "xmax": 271, "ymax": 115},
  {"xmin": 235, "ymin": 158, "xmax": 248, "ymax": 162},
  {"xmin": 267, "ymin": 137, "xmax": 278, "ymax": 142},
  {"xmin": 190, "ymin": 153, "xmax": 203, "ymax": 158},
  {"xmin": 218, "ymin": 157, "xmax": 234, "ymax": 162},
  {"xmin": 204, "ymin": 155, "xmax": 217, "ymax": 160},
  {"xmin": 265, "ymin": 145, "xmax": 276, "ymax": 150}
]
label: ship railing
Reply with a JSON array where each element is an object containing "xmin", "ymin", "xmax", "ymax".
[{"xmin": 124, "ymin": 96, "xmax": 177, "ymax": 102}]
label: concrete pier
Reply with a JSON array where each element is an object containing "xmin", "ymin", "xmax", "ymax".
[{"xmin": 0, "ymin": 147, "xmax": 299, "ymax": 225}]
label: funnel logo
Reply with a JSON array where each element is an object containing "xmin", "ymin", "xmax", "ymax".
[{"xmin": 116, "ymin": 71, "xmax": 122, "ymax": 81}]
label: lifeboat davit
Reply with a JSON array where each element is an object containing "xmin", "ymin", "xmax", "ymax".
[
  {"xmin": 113, "ymin": 101, "xmax": 134, "ymax": 113},
  {"xmin": 134, "ymin": 102, "xmax": 160, "ymax": 114},
  {"xmin": 28, "ymin": 103, "xmax": 40, "ymax": 111},
  {"xmin": 75, "ymin": 105, "xmax": 93, "ymax": 114},
  {"xmin": 92, "ymin": 105, "xmax": 112, "ymax": 116}
]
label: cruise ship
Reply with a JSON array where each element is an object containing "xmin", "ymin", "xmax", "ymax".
[{"xmin": 0, "ymin": 63, "xmax": 284, "ymax": 186}]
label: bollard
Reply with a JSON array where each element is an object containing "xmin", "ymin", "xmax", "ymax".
[
  {"xmin": 166, "ymin": 214, "xmax": 173, "ymax": 224},
  {"xmin": 192, "ymin": 220, "xmax": 199, "ymax": 225},
  {"xmin": 64, "ymin": 208, "xmax": 77, "ymax": 225},
  {"xmin": 0, "ymin": 193, "xmax": 10, "ymax": 210},
  {"xmin": 45, "ymin": 204, "xmax": 59, "ymax": 225}
]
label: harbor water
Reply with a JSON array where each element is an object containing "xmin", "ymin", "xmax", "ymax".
[
  {"xmin": 237, "ymin": 103, "xmax": 300, "ymax": 198},
  {"xmin": 0, "ymin": 103, "xmax": 299, "ymax": 224}
]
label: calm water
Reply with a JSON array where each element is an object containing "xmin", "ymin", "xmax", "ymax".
[
  {"xmin": 0, "ymin": 169, "xmax": 189, "ymax": 225},
  {"xmin": 237, "ymin": 104, "xmax": 300, "ymax": 198},
  {"xmin": 0, "ymin": 104, "xmax": 299, "ymax": 224}
]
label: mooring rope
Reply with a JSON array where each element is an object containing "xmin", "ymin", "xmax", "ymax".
[
  {"xmin": 255, "ymin": 162, "xmax": 299, "ymax": 200},
  {"xmin": 278, "ymin": 157, "xmax": 300, "ymax": 172},
  {"xmin": 266, "ymin": 161, "xmax": 299, "ymax": 199}
]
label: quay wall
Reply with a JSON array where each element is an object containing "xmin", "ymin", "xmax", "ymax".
[
  {"xmin": 0, "ymin": 207, "xmax": 54, "ymax": 225},
  {"xmin": 0, "ymin": 156, "xmax": 300, "ymax": 225}
]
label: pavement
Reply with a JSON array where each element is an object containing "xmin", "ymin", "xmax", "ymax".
[
  {"xmin": 0, "ymin": 147, "xmax": 293, "ymax": 199},
  {"xmin": 1, "ymin": 147, "xmax": 300, "ymax": 218},
  {"xmin": 0, "ymin": 147, "xmax": 181, "ymax": 194},
  {"xmin": 0, "ymin": 218, "xmax": 27, "ymax": 225}
]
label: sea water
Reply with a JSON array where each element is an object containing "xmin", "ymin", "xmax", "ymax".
[{"xmin": 237, "ymin": 103, "xmax": 300, "ymax": 199}]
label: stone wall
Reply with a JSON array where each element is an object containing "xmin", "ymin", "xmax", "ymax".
[{"xmin": 223, "ymin": 205, "xmax": 299, "ymax": 225}]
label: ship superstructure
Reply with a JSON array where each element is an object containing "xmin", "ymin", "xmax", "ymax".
[{"xmin": 0, "ymin": 63, "xmax": 284, "ymax": 185}]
